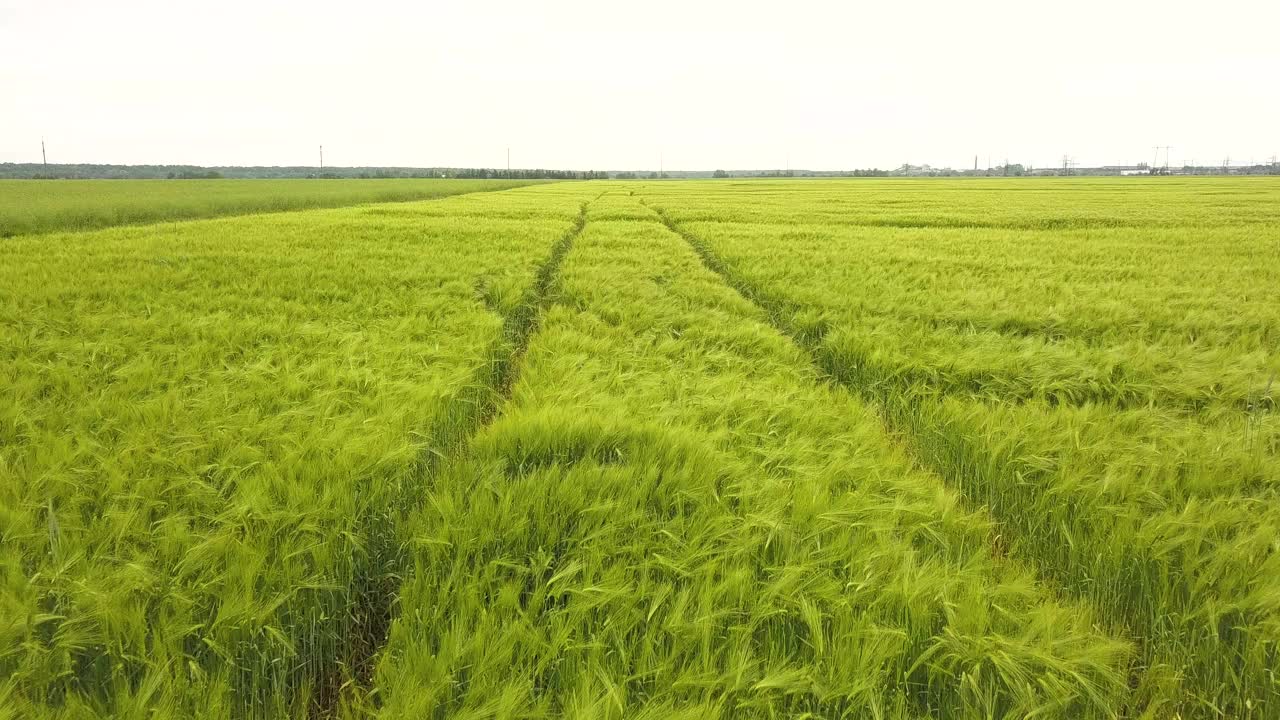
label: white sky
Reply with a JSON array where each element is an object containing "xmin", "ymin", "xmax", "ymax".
[{"xmin": 2, "ymin": 0, "xmax": 1277, "ymax": 171}]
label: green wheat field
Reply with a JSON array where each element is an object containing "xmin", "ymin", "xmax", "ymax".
[{"xmin": 2, "ymin": 177, "xmax": 1278, "ymax": 719}]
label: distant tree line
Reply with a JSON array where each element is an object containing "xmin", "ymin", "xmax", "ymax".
[
  {"xmin": 688, "ymin": 169, "xmax": 890, "ymax": 179},
  {"xmin": 13, "ymin": 161, "xmax": 1269, "ymax": 181},
  {"xmin": 168, "ymin": 170, "xmax": 224, "ymax": 179},
  {"xmin": 453, "ymin": 168, "xmax": 609, "ymax": 180},
  {"xmin": 691, "ymin": 169, "xmax": 889, "ymax": 178},
  {"xmin": 829, "ymin": 169, "xmax": 891, "ymax": 177},
  {"xmin": 611, "ymin": 171, "xmax": 670, "ymax": 180},
  {"xmin": 0, "ymin": 163, "xmax": 608, "ymax": 180}
]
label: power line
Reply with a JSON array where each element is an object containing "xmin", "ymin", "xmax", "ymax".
[
  {"xmin": 1151, "ymin": 145, "xmax": 1172, "ymax": 174},
  {"xmin": 1061, "ymin": 154, "xmax": 1077, "ymax": 176}
]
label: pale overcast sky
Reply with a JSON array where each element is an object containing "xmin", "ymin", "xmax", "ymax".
[{"xmin": 2, "ymin": 0, "xmax": 1277, "ymax": 171}]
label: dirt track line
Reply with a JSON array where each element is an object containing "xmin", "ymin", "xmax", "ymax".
[
  {"xmin": 648, "ymin": 199, "xmax": 1135, "ymax": 639},
  {"xmin": 314, "ymin": 200, "xmax": 591, "ymax": 718}
]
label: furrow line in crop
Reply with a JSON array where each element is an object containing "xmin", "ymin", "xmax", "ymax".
[
  {"xmin": 313, "ymin": 201, "xmax": 590, "ymax": 718},
  {"xmin": 491, "ymin": 201, "xmax": 589, "ymax": 412},
  {"xmin": 373, "ymin": 196, "xmax": 1135, "ymax": 718},
  {"xmin": 652, "ymin": 203, "xmax": 1280, "ymax": 716},
  {"xmin": 651, "ymin": 204, "xmax": 1133, "ymax": 624}
]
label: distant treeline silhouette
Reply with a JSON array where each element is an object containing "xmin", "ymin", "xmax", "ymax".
[{"xmin": 0, "ymin": 163, "xmax": 609, "ymax": 180}]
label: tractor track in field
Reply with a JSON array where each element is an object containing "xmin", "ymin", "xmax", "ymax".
[
  {"xmin": 311, "ymin": 200, "xmax": 591, "ymax": 719},
  {"xmin": 645, "ymin": 201, "xmax": 1035, "ymax": 564},
  {"xmin": 649, "ymin": 198, "xmax": 1280, "ymax": 717},
  {"xmin": 643, "ymin": 199, "xmax": 1151, "ymax": 685},
  {"xmin": 634, "ymin": 205, "xmax": 1257, "ymax": 418}
]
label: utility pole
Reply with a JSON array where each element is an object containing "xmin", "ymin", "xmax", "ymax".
[
  {"xmin": 41, "ymin": 137, "xmax": 47, "ymax": 166},
  {"xmin": 974, "ymin": 155, "xmax": 978, "ymax": 171},
  {"xmin": 319, "ymin": 145, "xmax": 324, "ymax": 170},
  {"xmin": 1148, "ymin": 146, "xmax": 1171, "ymax": 175},
  {"xmin": 506, "ymin": 147, "xmax": 510, "ymax": 173}
]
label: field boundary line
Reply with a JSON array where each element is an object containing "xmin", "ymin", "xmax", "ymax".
[{"xmin": 316, "ymin": 199, "xmax": 591, "ymax": 718}]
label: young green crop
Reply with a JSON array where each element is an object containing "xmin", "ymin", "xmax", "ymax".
[
  {"xmin": 641, "ymin": 176, "xmax": 1280, "ymax": 717},
  {"xmin": 373, "ymin": 191, "xmax": 1131, "ymax": 718},
  {"xmin": 0, "ymin": 184, "xmax": 594, "ymax": 718},
  {"xmin": 0, "ymin": 178, "xmax": 545, "ymax": 237},
  {"xmin": 4, "ymin": 176, "xmax": 1276, "ymax": 718}
]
